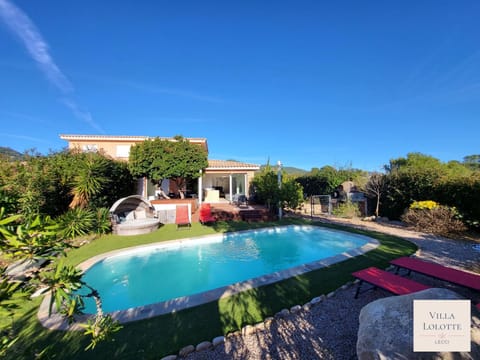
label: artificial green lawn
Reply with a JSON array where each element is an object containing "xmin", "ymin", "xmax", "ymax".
[{"xmin": 7, "ymin": 219, "xmax": 417, "ymax": 359}]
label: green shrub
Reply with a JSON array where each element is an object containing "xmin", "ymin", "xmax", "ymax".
[
  {"xmin": 93, "ymin": 208, "xmax": 112, "ymax": 235},
  {"xmin": 332, "ymin": 200, "xmax": 360, "ymax": 219},
  {"xmin": 57, "ymin": 208, "xmax": 96, "ymax": 239},
  {"xmin": 401, "ymin": 202, "xmax": 466, "ymax": 237},
  {"xmin": 435, "ymin": 175, "xmax": 480, "ymax": 229}
]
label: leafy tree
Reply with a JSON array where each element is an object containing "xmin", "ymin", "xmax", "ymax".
[
  {"xmin": 296, "ymin": 165, "xmax": 365, "ymax": 198},
  {"xmin": 129, "ymin": 136, "xmax": 208, "ymax": 198},
  {"xmin": 296, "ymin": 166, "xmax": 341, "ymax": 197},
  {"xmin": 250, "ymin": 164, "xmax": 304, "ymax": 214},
  {"xmin": 280, "ymin": 174, "xmax": 304, "ymax": 210},
  {"xmin": 381, "ymin": 169, "xmax": 438, "ymax": 220},
  {"xmin": 381, "ymin": 153, "xmax": 444, "ymax": 219},
  {"xmin": 444, "ymin": 160, "xmax": 473, "ymax": 178},
  {"xmin": 384, "ymin": 152, "xmax": 444, "ymax": 173},
  {"xmin": 435, "ymin": 174, "xmax": 480, "ymax": 228},
  {"xmin": 380, "ymin": 152, "xmax": 479, "ymax": 224},
  {"xmin": 0, "ymin": 159, "xmax": 21, "ymax": 215},
  {"xmin": 250, "ymin": 164, "xmax": 280, "ymax": 212},
  {"xmin": 463, "ymin": 154, "xmax": 480, "ymax": 171}
]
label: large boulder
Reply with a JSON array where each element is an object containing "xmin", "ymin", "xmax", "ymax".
[{"xmin": 357, "ymin": 288, "xmax": 480, "ymax": 360}]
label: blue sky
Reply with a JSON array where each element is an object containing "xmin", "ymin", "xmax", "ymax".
[{"xmin": 1, "ymin": 1, "xmax": 479, "ymax": 171}]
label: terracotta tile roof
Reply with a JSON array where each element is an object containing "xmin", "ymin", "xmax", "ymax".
[{"xmin": 207, "ymin": 159, "xmax": 260, "ymax": 170}]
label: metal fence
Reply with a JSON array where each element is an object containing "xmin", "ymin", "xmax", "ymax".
[{"xmin": 310, "ymin": 195, "xmax": 332, "ymax": 216}]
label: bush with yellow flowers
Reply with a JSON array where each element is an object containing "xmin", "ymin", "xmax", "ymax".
[
  {"xmin": 401, "ymin": 200, "xmax": 466, "ymax": 237},
  {"xmin": 409, "ymin": 200, "xmax": 439, "ymax": 210}
]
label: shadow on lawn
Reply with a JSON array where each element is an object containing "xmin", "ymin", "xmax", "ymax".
[{"xmin": 7, "ymin": 304, "xmax": 88, "ymax": 359}]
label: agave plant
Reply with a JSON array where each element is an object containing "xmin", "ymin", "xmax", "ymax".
[
  {"xmin": 57, "ymin": 208, "xmax": 96, "ymax": 239},
  {"xmin": 93, "ymin": 208, "xmax": 111, "ymax": 235}
]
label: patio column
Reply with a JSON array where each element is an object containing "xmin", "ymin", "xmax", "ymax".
[
  {"xmin": 143, "ymin": 177, "xmax": 148, "ymax": 198},
  {"xmin": 229, "ymin": 174, "xmax": 233, "ymax": 202},
  {"xmin": 244, "ymin": 173, "xmax": 248, "ymax": 196},
  {"xmin": 198, "ymin": 170, "xmax": 203, "ymax": 204}
]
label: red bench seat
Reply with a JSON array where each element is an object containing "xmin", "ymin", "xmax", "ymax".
[
  {"xmin": 352, "ymin": 267, "xmax": 431, "ymax": 298},
  {"xmin": 390, "ymin": 257, "xmax": 480, "ymax": 292}
]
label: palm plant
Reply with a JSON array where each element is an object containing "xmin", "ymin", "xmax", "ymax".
[{"xmin": 69, "ymin": 157, "xmax": 108, "ymax": 209}]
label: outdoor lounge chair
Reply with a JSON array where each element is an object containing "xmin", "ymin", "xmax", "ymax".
[
  {"xmin": 232, "ymin": 194, "xmax": 248, "ymax": 207},
  {"xmin": 352, "ymin": 266, "xmax": 431, "ymax": 299},
  {"xmin": 175, "ymin": 205, "xmax": 191, "ymax": 229},
  {"xmin": 199, "ymin": 203, "xmax": 216, "ymax": 224},
  {"xmin": 390, "ymin": 256, "xmax": 480, "ymax": 292}
]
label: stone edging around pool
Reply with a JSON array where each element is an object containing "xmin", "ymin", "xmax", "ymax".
[{"xmin": 37, "ymin": 226, "xmax": 380, "ymax": 330}]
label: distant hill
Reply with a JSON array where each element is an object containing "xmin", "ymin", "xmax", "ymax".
[
  {"xmin": 259, "ymin": 164, "xmax": 308, "ymax": 175},
  {"xmin": 0, "ymin": 147, "xmax": 23, "ymax": 161}
]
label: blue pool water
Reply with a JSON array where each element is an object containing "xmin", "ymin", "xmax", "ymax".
[{"xmin": 80, "ymin": 225, "xmax": 371, "ymax": 313}]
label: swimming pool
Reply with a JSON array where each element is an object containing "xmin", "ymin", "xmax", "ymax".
[{"xmin": 74, "ymin": 225, "xmax": 378, "ymax": 320}]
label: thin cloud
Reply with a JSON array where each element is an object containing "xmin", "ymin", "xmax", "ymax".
[
  {"xmin": 0, "ymin": 0, "xmax": 72, "ymax": 93},
  {"xmin": 66, "ymin": 68, "xmax": 225, "ymax": 104},
  {"xmin": 0, "ymin": 0, "xmax": 104, "ymax": 132},
  {"xmin": 433, "ymin": 50, "xmax": 480, "ymax": 89},
  {"xmin": 61, "ymin": 98, "xmax": 105, "ymax": 134}
]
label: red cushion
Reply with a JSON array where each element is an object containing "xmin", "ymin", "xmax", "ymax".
[{"xmin": 199, "ymin": 203, "xmax": 215, "ymax": 223}]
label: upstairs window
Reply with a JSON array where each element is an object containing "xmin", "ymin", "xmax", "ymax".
[
  {"xmin": 82, "ymin": 144, "xmax": 98, "ymax": 152},
  {"xmin": 116, "ymin": 145, "xmax": 131, "ymax": 158}
]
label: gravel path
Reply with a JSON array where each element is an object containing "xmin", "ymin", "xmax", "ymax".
[{"xmin": 182, "ymin": 217, "xmax": 480, "ymax": 360}]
